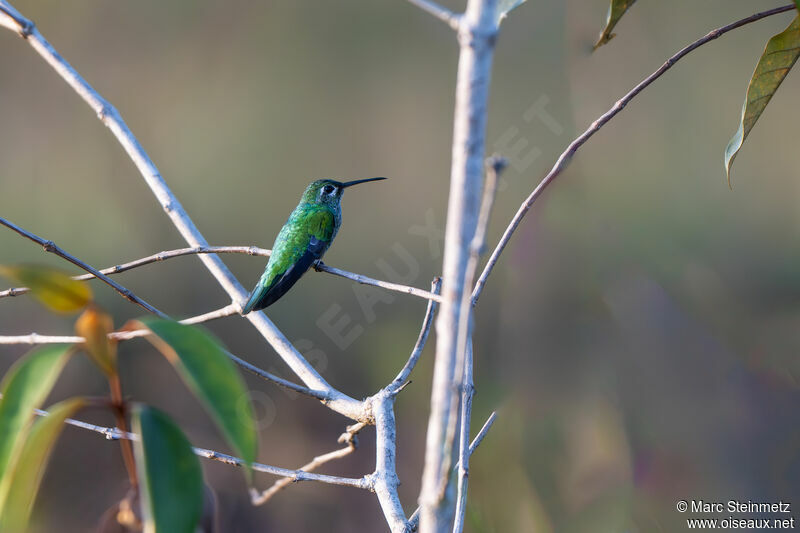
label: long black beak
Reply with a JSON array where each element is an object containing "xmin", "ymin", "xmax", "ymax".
[{"xmin": 341, "ymin": 177, "xmax": 386, "ymax": 188}]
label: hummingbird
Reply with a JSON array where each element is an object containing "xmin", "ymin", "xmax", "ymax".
[{"xmin": 242, "ymin": 177, "xmax": 387, "ymax": 314}]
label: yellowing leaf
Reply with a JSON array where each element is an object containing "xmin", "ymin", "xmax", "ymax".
[
  {"xmin": 75, "ymin": 307, "xmax": 117, "ymax": 377},
  {"xmin": 725, "ymin": 15, "xmax": 800, "ymax": 185},
  {"xmin": 594, "ymin": 0, "xmax": 637, "ymax": 50},
  {"xmin": 0, "ymin": 397, "xmax": 87, "ymax": 531},
  {"xmin": 0, "ymin": 264, "xmax": 91, "ymax": 313}
]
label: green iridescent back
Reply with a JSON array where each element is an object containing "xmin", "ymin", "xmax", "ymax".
[{"xmin": 242, "ymin": 180, "xmax": 342, "ymax": 312}]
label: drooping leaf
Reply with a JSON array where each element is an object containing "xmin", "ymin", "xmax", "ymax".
[
  {"xmin": 133, "ymin": 405, "xmax": 204, "ymax": 533},
  {"xmin": 75, "ymin": 306, "xmax": 117, "ymax": 377},
  {"xmin": 0, "ymin": 264, "xmax": 91, "ymax": 313},
  {"xmin": 496, "ymin": 0, "xmax": 527, "ymax": 24},
  {"xmin": 594, "ymin": 0, "xmax": 637, "ymax": 50},
  {"xmin": 725, "ymin": 15, "xmax": 800, "ymax": 185},
  {"xmin": 0, "ymin": 397, "xmax": 87, "ymax": 530},
  {"xmin": 0, "ymin": 345, "xmax": 73, "ymax": 482},
  {"xmin": 136, "ymin": 318, "xmax": 257, "ymax": 479}
]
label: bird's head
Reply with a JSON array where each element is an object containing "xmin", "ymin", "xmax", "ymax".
[{"xmin": 302, "ymin": 177, "xmax": 386, "ymax": 207}]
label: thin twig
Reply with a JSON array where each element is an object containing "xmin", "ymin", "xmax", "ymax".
[
  {"xmin": 315, "ymin": 261, "xmax": 442, "ymax": 303},
  {"xmin": 407, "ymin": 412, "xmax": 497, "ymax": 532},
  {"xmin": 250, "ymin": 422, "xmax": 366, "ymax": 505},
  {"xmin": 404, "ymin": 0, "xmax": 462, "ymax": 30},
  {"xmin": 450, "ymin": 157, "xmax": 503, "ymax": 532},
  {"xmin": 391, "ymin": 278, "xmax": 442, "ymax": 388},
  {"xmin": 452, "ymin": 342, "xmax": 474, "ymax": 533},
  {"xmin": 0, "ymin": 304, "xmax": 237, "ymax": 345},
  {"xmin": 0, "ymin": 246, "xmax": 265, "ymax": 299},
  {"xmin": 0, "ymin": 246, "xmax": 441, "ymax": 303},
  {"xmin": 0, "ymin": 326, "xmax": 331, "ymax": 404},
  {"xmin": 0, "ymin": 216, "xmax": 168, "ymax": 318},
  {"xmin": 0, "ymin": 334, "xmax": 84, "ymax": 344},
  {"xmin": 0, "ymin": 0, "xmax": 365, "ymax": 421},
  {"xmin": 470, "ymin": 3, "xmax": 798, "ymax": 305},
  {"xmin": 22, "ymin": 400, "xmax": 371, "ymax": 489},
  {"xmin": 221, "ymin": 349, "xmax": 332, "ymax": 402}
]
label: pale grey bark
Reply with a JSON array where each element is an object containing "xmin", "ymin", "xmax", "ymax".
[{"xmin": 417, "ymin": 1, "xmax": 499, "ymax": 531}]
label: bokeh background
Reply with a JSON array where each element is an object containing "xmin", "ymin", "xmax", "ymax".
[{"xmin": 1, "ymin": 1, "xmax": 798, "ymax": 531}]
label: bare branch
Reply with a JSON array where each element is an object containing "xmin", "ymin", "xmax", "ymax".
[
  {"xmin": 420, "ymin": 1, "xmax": 500, "ymax": 527},
  {"xmin": 221, "ymin": 349, "xmax": 332, "ymax": 402},
  {"xmin": 0, "ymin": 0, "xmax": 364, "ymax": 421},
  {"xmin": 0, "ymin": 304, "xmax": 237, "ymax": 345},
  {"xmin": 404, "ymin": 0, "xmax": 462, "ymax": 31},
  {"xmin": 0, "ymin": 216, "xmax": 168, "ymax": 318},
  {"xmin": 391, "ymin": 278, "xmax": 442, "ymax": 388},
  {"xmin": 470, "ymin": 3, "xmax": 799, "ymax": 305},
  {"xmin": 22, "ymin": 400, "xmax": 371, "ymax": 490},
  {"xmin": 1, "ymin": 246, "xmax": 441, "ymax": 303},
  {"xmin": 407, "ymin": 411, "xmax": 497, "ymax": 532},
  {"xmin": 450, "ymin": 157, "xmax": 503, "ymax": 532},
  {"xmin": 315, "ymin": 261, "xmax": 442, "ymax": 303},
  {"xmin": 452, "ymin": 342, "xmax": 474, "ymax": 533},
  {"xmin": 0, "ymin": 311, "xmax": 331, "ymax": 403},
  {"xmin": 250, "ymin": 422, "xmax": 366, "ymax": 505},
  {"xmin": 0, "ymin": 334, "xmax": 84, "ymax": 344},
  {"xmin": 0, "ymin": 246, "xmax": 265, "ymax": 299}
]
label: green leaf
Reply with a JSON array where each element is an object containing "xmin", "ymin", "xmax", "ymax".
[
  {"xmin": 594, "ymin": 0, "xmax": 637, "ymax": 50},
  {"xmin": 496, "ymin": 0, "xmax": 527, "ymax": 24},
  {"xmin": 0, "ymin": 397, "xmax": 87, "ymax": 530},
  {"xmin": 0, "ymin": 264, "xmax": 92, "ymax": 313},
  {"xmin": 725, "ymin": 15, "xmax": 800, "ymax": 185},
  {"xmin": 0, "ymin": 345, "xmax": 73, "ymax": 482},
  {"xmin": 133, "ymin": 405, "xmax": 204, "ymax": 533},
  {"xmin": 137, "ymin": 318, "xmax": 257, "ymax": 479}
]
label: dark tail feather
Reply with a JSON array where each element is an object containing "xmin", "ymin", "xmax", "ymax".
[{"xmin": 242, "ymin": 286, "xmax": 268, "ymax": 314}]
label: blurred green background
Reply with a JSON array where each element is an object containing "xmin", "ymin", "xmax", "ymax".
[{"xmin": 1, "ymin": 1, "xmax": 798, "ymax": 531}]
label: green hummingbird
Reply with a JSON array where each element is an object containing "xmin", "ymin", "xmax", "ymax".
[{"xmin": 242, "ymin": 177, "xmax": 387, "ymax": 313}]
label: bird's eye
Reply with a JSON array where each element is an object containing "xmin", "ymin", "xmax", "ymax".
[{"xmin": 322, "ymin": 185, "xmax": 335, "ymax": 195}]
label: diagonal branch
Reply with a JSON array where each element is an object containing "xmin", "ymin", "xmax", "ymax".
[
  {"xmin": 1, "ymin": 246, "xmax": 442, "ymax": 303},
  {"xmin": 470, "ymin": 3, "xmax": 798, "ymax": 305},
  {"xmin": 250, "ymin": 422, "xmax": 366, "ymax": 505},
  {"xmin": 404, "ymin": 0, "xmax": 462, "ymax": 31},
  {"xmin": 22, "ymin": 400, "xmax": 371, "ymax": 490},
  {"xmin": 0, "ymin": 216, "xmax": 168, "ymax": 318},
  {"xmin": 407, "ymin": 411, "xmax": 497, "ymax": 532},
  {"xmin": 451, "ymin": 157, "xmax": 503, "ymax": 533},
  {"xmin": 0, "ymin": 0, "xmax": 365, "ymax": 421},
  {"xmin": 391, "ymin": 277, "xmax": 442, "ymax": 388}
]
